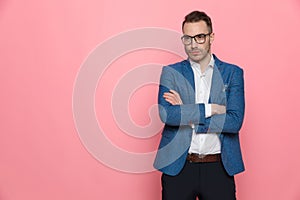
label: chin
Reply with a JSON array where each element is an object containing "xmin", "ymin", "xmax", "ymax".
[{"xmin": 190, "ymin": 56, "xmax": 202, "ymax": 63}]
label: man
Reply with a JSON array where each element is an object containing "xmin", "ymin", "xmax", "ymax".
[{"xmin": 154, "ymin": 11, "xmax": 245, "ymax": 200}]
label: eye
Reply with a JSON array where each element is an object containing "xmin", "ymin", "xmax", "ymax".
[
  {"xmin": 182, "ymin": 35, "xmax": 191, "ymax": 40},
  {"xmin": 195, "ymin": 34, "xmax": 206, "ymax": 39}
]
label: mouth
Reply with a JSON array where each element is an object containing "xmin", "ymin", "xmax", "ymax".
[{"xmin": 190, "ymin": 51, "xmax": 201, "ymax": 55}]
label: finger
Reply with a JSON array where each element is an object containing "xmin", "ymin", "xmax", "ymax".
[
  {"xmin": 169, "ymin": 90, "xmax": 179, "ymax": 96},
  {"xmin": 163, "ymin": 92, "xmax": 179, "ymax": 100},
  {"xmin": 164, "ymin": 95, "xmax": 179, "ymax": 105},
  {"xmin": 169, "ymin": 90, "xmax": 182, "ymax": 104},
  {"xmin": 168, "ymin": 90, "xmax": 179, "ymax": 99},
  {"xmin": 163, "ymin": 94, "xmax": 175, "ymax": 101},
  {"xmin": 164, "ymin": 97, "xmax": 177, "ymax": 105},
  {"xmin": 163, "ymin": 91, "xmax": 182, "ymax": 105},
  {"xmin": 163, "ymin": 92, "xmax": 175, "ymax": 97},
  {"xmin": 163, "ymin": 93, "xmax": 175, "ymax": 99}
]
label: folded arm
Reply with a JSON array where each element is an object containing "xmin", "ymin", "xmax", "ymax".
[
  {"xmin": 197, "ymin": 68, "xmax": 245, "ymax": 134},
  {"xmin": 158, "ymin": 67, "xmax": 207, "ymax": 126},
  {"xmin": 159, "ymin": 66, "xmax": 245, "ymax": 134}
]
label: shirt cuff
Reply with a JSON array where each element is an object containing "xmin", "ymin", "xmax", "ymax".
[{"xmin": 205, "ymin": 104, "xmax": 212, "ymax": 118}]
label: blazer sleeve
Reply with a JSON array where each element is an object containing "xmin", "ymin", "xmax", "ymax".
[
  {"xmin": 196, "ymin": 67, "xmax": 245, "ymax": 133},
  {"xmin": 158, "ymin": 66, "xmax": 206, "ymax": 126}
]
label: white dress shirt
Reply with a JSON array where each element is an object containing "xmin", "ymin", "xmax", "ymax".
[{"xmin": 188, "ymin": 55, "xmax": 221, "ymax": 155}]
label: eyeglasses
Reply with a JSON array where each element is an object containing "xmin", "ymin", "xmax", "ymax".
[{"xmin": 181, "ymin": 33, "xmax": 211, "ymax": 45}]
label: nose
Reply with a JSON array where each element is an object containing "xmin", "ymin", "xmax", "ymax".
[{"xmin": 191, "ymin": 38, "xmax": 198, "ymax": 48}]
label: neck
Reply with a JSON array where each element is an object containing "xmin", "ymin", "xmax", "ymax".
[{"xmin": 199, "ymin": 54, "xmax": 211, "ymax": 73}]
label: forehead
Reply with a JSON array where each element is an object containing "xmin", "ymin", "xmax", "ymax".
[{"xmin": 182, "ymin": 21, "xmax": 209, "ymax": 35}]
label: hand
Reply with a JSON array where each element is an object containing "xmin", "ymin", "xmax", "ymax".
[
  {"xmin": 211, "ymin": 104, "xmax": 226, "ymax": 115},
  {"xmin": 163, "ymin": 90, "xmax": 183, "ymax": 105}
]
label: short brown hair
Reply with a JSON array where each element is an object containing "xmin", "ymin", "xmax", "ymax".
[{"xmin": 182, "ymin": 11, "xmax": 213, "ymax": 33}]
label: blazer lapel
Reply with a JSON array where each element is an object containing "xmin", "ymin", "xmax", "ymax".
[
  {"xmin": 180, "ymin": 57, "xmax": 226, "ymax": 105},
  {"xmin": 209, "ymin": 55, "xmax": 226, "ymax": 104},
  {"xmin": 209, "ymin": 55, "xmax": 227, "ymax": 137},
  {"xmin": 181, "ymin": 60, "xmax": 196, "ymax": 104}
]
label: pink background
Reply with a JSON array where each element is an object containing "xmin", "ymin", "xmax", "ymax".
[{"xmin": 1, "ymin": 0, "xmax": 300, "ymax": 199}]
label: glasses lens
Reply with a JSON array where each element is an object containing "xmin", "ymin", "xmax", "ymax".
[
  {"xmin": 195, "ymin": 34, "xmax": 206, "ymax": 44},
  {"xmin": 181, "ymin": 35, "xmax": 191, "ymax": 45}
]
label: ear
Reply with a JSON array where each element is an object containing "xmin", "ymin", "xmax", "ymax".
[{"xmin": 209, "ymin": 32, "xmax": 215, "ymax": 44}]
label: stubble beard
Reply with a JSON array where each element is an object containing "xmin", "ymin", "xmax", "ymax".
[{"xmin": 188, "ymin": 45, "xmax": 211, "ymax": 63}]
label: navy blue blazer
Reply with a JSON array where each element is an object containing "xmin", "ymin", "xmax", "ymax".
[{"xmin": 153, "ymin": 54, "xmax": 245, "ymax": 176}]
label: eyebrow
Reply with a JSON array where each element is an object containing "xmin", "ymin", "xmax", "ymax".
[{"xmin": 183, "ymin": 33, "xmax": 210, "ymax": 37}]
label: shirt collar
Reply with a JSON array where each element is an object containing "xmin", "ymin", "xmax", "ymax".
[{"xmin": 189, "ymin": 54, "xmax": 215, "ymax": 70}]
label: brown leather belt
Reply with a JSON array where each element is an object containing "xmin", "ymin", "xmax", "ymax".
[{"xmin": 187, "ymin": 153, "xmax": 221, "ymax": 163}]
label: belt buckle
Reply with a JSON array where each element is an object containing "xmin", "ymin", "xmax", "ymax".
[{"xmin": 197, "ymin": 154, "xmax": 206, "ymax": 159}]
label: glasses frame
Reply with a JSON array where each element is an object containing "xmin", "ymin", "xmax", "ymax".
[{"xmin": 181, "ymin": 33, "xmax": 212, "ymax": 45}]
